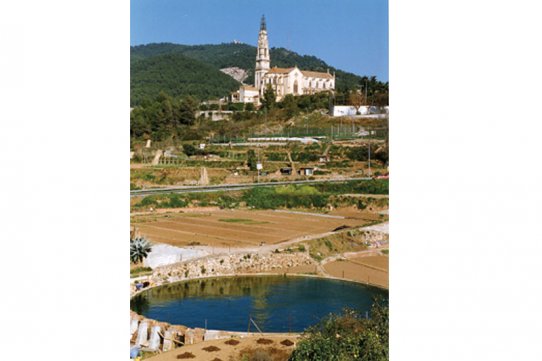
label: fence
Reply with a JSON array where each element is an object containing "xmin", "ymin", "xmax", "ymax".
[{"xmin": 208, "ymin": 125, "xmax": 388, "ymax": 144}]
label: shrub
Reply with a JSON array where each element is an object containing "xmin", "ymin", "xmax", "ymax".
[
  {"xmin": 243, "ymin": 186, "xmax": 330, "ymax": 209},
  {"xmin": 290, "ymin": 301, "xmax": 389, "ymax": 361}
]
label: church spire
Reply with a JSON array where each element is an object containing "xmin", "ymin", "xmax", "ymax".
[{"xmin": 255, "ymin": 15, "xmax": 270, "ymax": 93}]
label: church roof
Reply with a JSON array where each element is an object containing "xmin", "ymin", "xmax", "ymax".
[
  {"xmin": 267, "ymin": 67, "xmax": 295, "ymax": 74},
  {"xmin": 301, "ymin": 70, "xmax": 334, "ymax": 79}
]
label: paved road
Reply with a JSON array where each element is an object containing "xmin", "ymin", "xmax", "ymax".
[{"xmin": 130, "ymin": 177, "xmax": 373, "ymax": 197}]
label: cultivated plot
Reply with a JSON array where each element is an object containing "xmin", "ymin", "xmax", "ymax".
[
  {"xmin": 132, "ymin": 209, "xmax": 373, "ymax": 248},
  {"xmin": 324, "ymin": 255, "xmax": 389, "ymax": 288}
]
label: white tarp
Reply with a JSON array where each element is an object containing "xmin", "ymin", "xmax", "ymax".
[{"xmin": 144, "ymin": 244, "xmax": 209, "ymax": 269}]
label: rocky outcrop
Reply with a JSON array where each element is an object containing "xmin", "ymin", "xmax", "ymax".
[
  {"xmin": 220, "ymin": 67, "xmax": 249, "ymax": 83},
  {"xmin": 151, "ymin": 252, "xmax": 315, "ymax": 286}
]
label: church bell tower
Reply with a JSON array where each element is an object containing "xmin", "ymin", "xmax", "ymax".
[{"xmin": 255, "ymin": 15, "xmax": 270, "ymax": 95}]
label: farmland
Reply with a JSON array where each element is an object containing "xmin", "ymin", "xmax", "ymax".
[
  {"xmin": 132, "ymin": 208, "xmax": 376, "ymax": 248},
  {"xmin": 323, "ymin": 255, "xmax": 389, "ymax": 288}
]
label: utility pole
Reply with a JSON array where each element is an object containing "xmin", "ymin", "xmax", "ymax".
[
  {"xmin": 257, "ymin": 146, "xmax": 261, "ymax": 183},
  {"xmin": 368, "ymin": 132, "xmax": 372, "ymax": 176}
]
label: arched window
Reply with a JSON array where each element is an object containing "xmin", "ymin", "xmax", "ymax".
[{"xmin": 293, "ymin": 80, "xmax": 298, "ymax": 94}]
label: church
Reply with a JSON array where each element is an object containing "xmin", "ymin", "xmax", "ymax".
[{"xmin": 232, "ymin": 16, "xmax": 335, "ymax": 105}]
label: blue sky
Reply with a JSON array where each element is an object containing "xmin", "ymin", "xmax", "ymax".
[{"xmin": 131, "ymin": 0, "xmax": 388, "ymax": 82}]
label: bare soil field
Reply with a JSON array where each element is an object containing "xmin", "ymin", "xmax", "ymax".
[
  {"xmin": 349, "ymin": 255, "xmax": 389, "ymax": 270},
  {"xmin": 323, "ymin": 255, "xmax": 389, "ymax": 289},
  {"xmin": 132, "ymin": 209, "xmax": 373, "ymax": 248},
  {"xmin": 283, "ymin": 264, "xmax": 319, "ymax": 274},
  {"xmin": 147, "ymin": 335, "xmax": 297, "ymax": 361}
]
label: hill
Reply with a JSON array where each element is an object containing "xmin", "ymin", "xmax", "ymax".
[
  {"xmin": 131, "ymin": 53, "xmax": 241, "ymax": 105},
  {"xmin": 130, "ymin": 43, "xmax": 387, "ymax": 103}
]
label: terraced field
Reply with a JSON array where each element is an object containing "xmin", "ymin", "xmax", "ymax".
[
  {"xmin": 323, "ymin": 255, "xmax": 389, "ymax": 288},
  {"xmin": 132, "ymin": 209, "xmax": 372, "ymax": 248}
]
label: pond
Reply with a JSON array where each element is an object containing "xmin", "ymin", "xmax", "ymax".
[{"xmin": 130, "ymin": 275, "xmax": 388, "ymax": 333}]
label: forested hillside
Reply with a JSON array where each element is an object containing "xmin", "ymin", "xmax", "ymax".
[
  {"xmin": 130, "ymin": 42, "xmax": 388, "ymax": 105},
  {"xmin": 130, "ymin": 53, "xmax": 241, "ymax": 105}
]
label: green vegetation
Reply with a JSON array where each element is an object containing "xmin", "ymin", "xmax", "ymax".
[
  {"xmin": 137, "ymin": 193, "xmax": 188, "ymax": 208},
  {"xmin": 329, "ymin": 195, "xmax": 389, "ymax": 211},
  {"xmin": 314, "ymin": 179, "xmax": 389, "ymax": 195},
  {"xmin": 308, "ymin": 229, "xmax": 370, "ymax": 261},
  {"xmin": 218, "ymin": 218, "xmax": 269, "ymax": 225},
  {"xmin": 130, "ymin": 237, "xmax": 152, "ymax": 264},
  {"xmin": 130, "ymin": 266, "xmax": 153, "ymax": 278},
  {"xmin": 261, "ymin": 84, "xmax": 276, "ymax": 110},
  {"xmin": 381, "ymin": 249, "xmax": 389, "ymax": 255},
  {"xmin": 289, "ymin": 300, "xmax": 389, "ymax": 361},
  {"xmin": 132, "ymin": 180, "xmax": 389, "ymax": 212},
  {"xmin": 130, "ymin": 43, "xmax": 389, "ymax": 142},
  {"xmin": 130, "ymin": 92, "xmax": 199, "ymax": 141},
  {"xmin": 131, "ymin": 53, "xmax": 240, "ymax": 105},
  {"xmin": 131, "ymin": 43, "xmax": 388, "ymax": 100},
  {"xmin": 247, "ymin": 149, "xmax": 258, "ymax": 171},
  {"xmin": 243, "ymin": 186, "xmax": 329, "ymax": 209}
]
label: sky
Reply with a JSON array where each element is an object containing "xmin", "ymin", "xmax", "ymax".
[{"xmin": 131, "ymin": 0, "xmax": 388, "ymax": 82}]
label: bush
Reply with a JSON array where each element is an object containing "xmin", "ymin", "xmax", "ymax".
[
  {"xmin": 289, "ymin": 300, "xmax": 389, "ymax": 361},
  {"xmin": 227, "ymin": 102, "xmax": 245, "ymax": 111},
  {"xmin": 243, "ymin": 186, "xmax": 329, "ymax": 209},
  {"xmin": 137, "ymin": 193, "xmax": 188, "ymax": 209},
  {"xmin": 346, "ymin": 146, "xmax": 369, "ymax": 161},
  {"xmin": 315, "ymin": 179, "xmax": 388, "ymax": 195}
]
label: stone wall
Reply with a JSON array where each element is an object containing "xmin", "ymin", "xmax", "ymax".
[{"xmin": 149, "ymin": 252, "xmax": 315, "ymax": 289}]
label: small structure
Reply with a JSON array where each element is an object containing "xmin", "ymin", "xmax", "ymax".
[
  {"xmin": 199, "ymin": 167, "xmax": 209, "ymax": 185},
  {"xmin": 151, "ymin": 150, "xmax": 163, "ymax": 166},
  {"xmin": 231, "ymin": 85, "xmax": 259, "ymax": 104},
  {"xmin": 298, "ymin": 167, "xmax": 315, "ymax": 176},
  {"xmin": 196, "ymin": 110, "xmax": 233, "ymax": 121},
  {"xmin": 280, "ymin": 167, "xmax": 293, "ymax": 175}
]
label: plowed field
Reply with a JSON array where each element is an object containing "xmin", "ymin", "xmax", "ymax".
[
  {"xmin": 132, "ymin": 209, "xmax": 372, "ymax": 248},
  {"xmin": 323, "ymin": 255, "xmax": 389, "ymax": 288}
]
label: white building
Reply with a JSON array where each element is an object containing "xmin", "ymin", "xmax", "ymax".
[
  {"xmin": 233, "ymin": 16, "xmax": 335, "ymax": 105},
  {"xmin": 231, "ymin": 85, "xmax": 259, "ymax": 104}
]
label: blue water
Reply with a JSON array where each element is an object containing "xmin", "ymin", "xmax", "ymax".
[{"xmin": 131, "ymin": 275, "xmax": 388, "ymax": 332}]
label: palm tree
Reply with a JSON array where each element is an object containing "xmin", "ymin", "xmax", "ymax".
[{"xmin": 130, "ymin": 237, "xmax": 152, "ymax": 264}]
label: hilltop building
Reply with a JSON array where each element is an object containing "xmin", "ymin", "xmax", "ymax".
[{"xmin": 232, "ymin": 15, "xmax": 335, "ymax": 105}]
